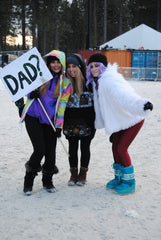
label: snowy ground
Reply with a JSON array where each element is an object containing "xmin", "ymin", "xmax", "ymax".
[{"xmin": 0, "ymin": 80, "xmax": 161, "ymax": 240}]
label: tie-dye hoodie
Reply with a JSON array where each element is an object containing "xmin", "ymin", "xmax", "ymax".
[{"xmin": 18, "ymin": 50, "xmax": 71, "ymax": 129}]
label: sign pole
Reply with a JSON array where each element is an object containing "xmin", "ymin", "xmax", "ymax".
[{"xmin": 37, "ymin": 98, "xmax": 69, "ymax": 157}]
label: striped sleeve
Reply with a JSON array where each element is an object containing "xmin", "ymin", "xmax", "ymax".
[{"xmin": 54, "ymin": 77, "xmax": 71, "ymax": 128}]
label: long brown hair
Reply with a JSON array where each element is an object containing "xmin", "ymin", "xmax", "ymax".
[
  {"xmin": 67, "ymin": 66, "xmax": 85, "ymax": 97},
  {"xmin": 39, "ymin": 67, "xmax": 63, "ymax": 98}
]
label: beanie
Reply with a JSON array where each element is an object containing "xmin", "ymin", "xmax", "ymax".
[
  {"xmin": 66, "ymin": 55, "xmax": 81, "ymax": 69},
  {"xmin": 88, "ymin": 53, "xmax": 108, "ymax": 66},
  {"xmin": 67, "ymin": 54, "xmax": 86, "ymax": 79}
]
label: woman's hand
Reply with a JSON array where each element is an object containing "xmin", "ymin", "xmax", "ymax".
[
  {"xmin": 30, "ymin": 89, "xmax": 40, "ymax": 99},
  {"xmin": 144, "ymin": 102, "xmax": 153, "ymax": 111}
]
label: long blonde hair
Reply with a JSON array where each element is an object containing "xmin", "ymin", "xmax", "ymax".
[{"xmin": 67, "ymin": 66, "xmax": 85, "ymax": 97}]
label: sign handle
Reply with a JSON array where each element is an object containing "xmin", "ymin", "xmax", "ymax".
[{"xmin": 37, "ymin": 98, "xmax": 69, "ymax": 157}]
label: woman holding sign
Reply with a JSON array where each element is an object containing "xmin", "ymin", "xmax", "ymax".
[{"xmin": 16, "ymin": 50, "xmax": 71, "ymax": 195}]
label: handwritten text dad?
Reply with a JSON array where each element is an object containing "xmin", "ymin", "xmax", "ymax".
[{"xmin": 0, "ymin": 47, "xmax": 52, "ymax": 102}]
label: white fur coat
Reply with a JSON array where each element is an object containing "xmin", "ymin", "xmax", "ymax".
[{"xmin": 93, "ymin": 64, "xmax": 151, "ymax": 135}]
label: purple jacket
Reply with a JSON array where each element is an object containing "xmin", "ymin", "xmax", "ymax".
[{"xmin": 27, "ymin": 74, "xmax": 58, "ymax": 125}]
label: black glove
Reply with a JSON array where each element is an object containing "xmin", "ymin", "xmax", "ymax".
[
  {"xmin": 19, "ymin": 105, "xmax": 24, "ymax": 117},
  {"xmin": 109, "ymin": 133, "xmax": 114, "ymax": 143},
  {"xmin": 55, "ymin": 128, "xmax": 62, "ymax": 138},
  {"xmin": 30, "ymin": 89, "xmax": 40, "ymax": 99},
  {"xmin": 15, "ymin": 98, "xmax": 24, "ymax": 118},
  {"xmin": 144, "ymin": 101, "xmax": 153, "ymax": 111},
  {"xmin": 53, "ymin": 165, "xmax": 59, "ymax": 174}
]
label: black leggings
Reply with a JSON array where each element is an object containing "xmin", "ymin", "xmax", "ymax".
[
  {"xmin": 68, "ymin": 137, "xmax": 93, "ymax": 168},
  {"xmin": 25, "ymin": 114, "xmax": 57, "ymax": 172}
]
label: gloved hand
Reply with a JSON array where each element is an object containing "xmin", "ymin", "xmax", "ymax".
[
  {"xmin": 144, "ymin": 101, "xmax": 153, "ymax": 111},
  {"xmin": 55, "ymin": 128, "xmax": 62, "ymax": 138},
  {"xmin": 53, "ymin": 165, "xmax": 59, "ymax": 174},
  {"xmin": 15, "ymin": 98, "xmax": 24, "ymax": 118},
  {"xmin": 19, "ymin": 105, "xmax": 24, "ymax": 117},
  {"xmin": 109, "ymin": 133, "xmax": 114, "ymax": 143},
  {"xmin": 30, "ymin": 89, "xmax": 40, "ymax": 99}
]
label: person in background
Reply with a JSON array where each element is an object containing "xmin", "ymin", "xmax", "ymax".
[
  {"xmin": 15, "ymin": 50, "xmax": 71, "ymax": 195},
  {"xmin": 63, "ymin": 53, "xmax": 95, "ymax": 186},
  {"xmin": 86, "ymin": 53, "xmax": 153, "ymax": 194}
]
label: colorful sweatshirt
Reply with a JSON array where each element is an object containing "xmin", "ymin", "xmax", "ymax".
[{"xmin": 20, "ymin": 75, "xmax": 71, "ymax": 129}]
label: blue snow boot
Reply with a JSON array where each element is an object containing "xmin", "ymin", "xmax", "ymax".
[
  {"xmin": 106, "ymin": 163, "xmax": 122, "ymax": 189},
  {"xmin": 115, "ymin": 165, "xmax": 135, "ymax": 194}
]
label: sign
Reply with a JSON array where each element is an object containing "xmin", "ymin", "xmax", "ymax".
[{"xmin": 0, "ymin": 47, "xmax": 53, "ymax": 102}]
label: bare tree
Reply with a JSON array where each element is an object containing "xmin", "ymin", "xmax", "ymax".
[
  {"xmin": 104, "ymin": 0, "xmax": 107, "ymax": 42},
  {"xmin": 157, "ymin": 0, "xmax": 160, "ymax": 31},
  {"xmin": 21, "ymin": 0, "xmax": 26, "ymax": 50},
  {"xmin": 93, "ymin": 0, "xmax": 97, "ymax": 46},
  {"xmin": 30, "ymin": 0, "xmax": 39, "ymax": 48},
  {"xmin": 118, "ymin": 1, "xmax": 123, "ymax": 35}
]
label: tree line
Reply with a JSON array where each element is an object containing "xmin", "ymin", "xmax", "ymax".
[{"xmin": 0, "ymin": 0, "xmax": 160, "ymax": 55}]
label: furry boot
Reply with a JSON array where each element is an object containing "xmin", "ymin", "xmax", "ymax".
[
  {"xmin": 23, "ymin": 161, "xmax": 41, "ymax": 196},
  {"xmin": 106, "ymin": 163, "xmax": 122, "ymax": 189},
  {"xmin": 115, "ymin": 165, "xmax": 135, "ymax": 194},
  {"xmin": 68, "ymin": 168, "xmax": 78, "ymax": 186},
  {"xmin": 76, "ymin": 167, "xmax": 88, "ymax": 186},
  {"xmin": 42, "ymin": 170, "xmax": 56, "ymax": 193}
]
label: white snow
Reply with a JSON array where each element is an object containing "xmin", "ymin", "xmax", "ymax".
[{"xmin": 0, "ymin": 80, "xmax": 161, "ymax": 240}]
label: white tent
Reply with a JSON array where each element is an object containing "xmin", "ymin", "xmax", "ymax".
[{"xmin": 100, "ymin": 24, "xmax": 161, "ymax": 50}]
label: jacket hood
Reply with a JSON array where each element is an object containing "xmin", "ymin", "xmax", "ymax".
[{"xmin": 44, "ymin": 50, "xmax": 66, "ymax": 69}]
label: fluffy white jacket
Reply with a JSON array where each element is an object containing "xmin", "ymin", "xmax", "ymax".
[{"xmin": 93, "ymin": 64, "xmax": 151, "ymax": 135}]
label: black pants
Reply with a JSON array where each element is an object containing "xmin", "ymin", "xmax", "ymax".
[
  {"xmin": 68, "ymin": 137, "xmax": 93, "ymax": 168},
  {"xmin": 25, "ymin": 114, "xmax": 57, "ymax": 172}
]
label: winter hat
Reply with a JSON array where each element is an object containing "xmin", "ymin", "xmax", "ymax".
[
  {"xmin": 67, "ymin": 55, "xmax": 81, "ymax": 69},
  {"xmin": 88, "ymin": 53, "xmax": 108, "ymax": 66},
  {"xmin": 67, "ymin": 54, "xmax": 86, "ymax": 79}
]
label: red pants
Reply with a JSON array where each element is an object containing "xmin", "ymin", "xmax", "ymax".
[{"xmin": 112, "ymin": 120, "xmax": 144, "ymax": 167}]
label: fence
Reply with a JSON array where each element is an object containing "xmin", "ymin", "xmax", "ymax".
[
  {"xmin": 0, "ymin": 50, "xmax": 28, "ymax": 67},
  {"xmin": 0, "ymin": 50, "xmax": 27, "ymax": 57},
  {"xmin": 118, "ymin": 67, "xmax": 161, "ymax": 81}
]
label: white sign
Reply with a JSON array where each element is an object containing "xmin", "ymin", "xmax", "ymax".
[{"xmin": 0, "ymin": 47, "xmax": 53, "ymax": 102}]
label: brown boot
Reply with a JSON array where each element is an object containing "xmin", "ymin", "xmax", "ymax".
[
  {"xmin": 76, "ymin": 167, "xmax": 88, "ymax": 186},
  {"xmin": 68, "ymin": 168, "xmax": 78, "ymax": 186}
]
